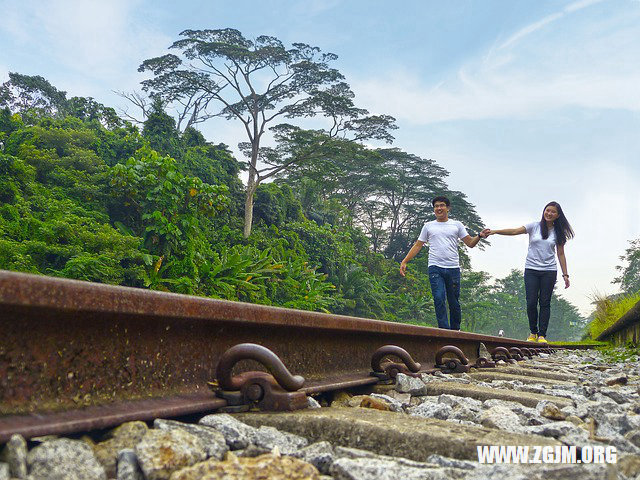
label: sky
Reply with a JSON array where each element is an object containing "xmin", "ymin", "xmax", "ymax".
[{"xmin": 1, "ymin": 0, "xmax": 639, "ymax": 316}]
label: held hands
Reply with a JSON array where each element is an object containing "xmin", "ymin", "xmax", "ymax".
[{"xmin": 479, "ymin": 228, "xmax": 491, "ymax": 239}]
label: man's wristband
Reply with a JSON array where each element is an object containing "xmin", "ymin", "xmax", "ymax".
[{"xmin": 562, "ymin": 274, "xmax": 569, "ymax": 278}]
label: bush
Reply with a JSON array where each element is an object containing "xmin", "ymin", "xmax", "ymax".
[{"xmin": 588, "ymin": 291, "xmax": 640, "ymax": 339}]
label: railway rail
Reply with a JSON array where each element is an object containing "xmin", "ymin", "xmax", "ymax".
[{"xmin": 0, "ymin": 269, "xmax": 565, "ymax": 443}]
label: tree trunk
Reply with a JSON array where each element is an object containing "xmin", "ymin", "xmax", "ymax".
[
  {"xmin": 243, "ymin": 143, "xmax": 260, "ymax": 238},
  {"xmin": 243, "ymin": 183, "xmax": 258, "ymax": 238}
]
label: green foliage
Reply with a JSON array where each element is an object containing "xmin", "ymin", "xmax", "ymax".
[
  {"xmin": 199, "ymin": 245, "xmax": 282, "ymax": 301},
  {"xmin": 245, "ymin": 224, "xmax": 338, "ymax": 311},
  {"xmin": 66, "ymin": 96, "xmax": 125, "ymax": 129},
  {"xmin": 178, "ymin": 143, "xmax": 248, "ymax": 222},
  {"xmin": 273, "ymin": 256, "xmax": 337, "ymax": 312},
  {"xmin": 588, "ymin": 291, "xmax": 640, "ymax": 340},
  {"xmin": 284, "ymin": 220, "xmax": 361, "ymax": 281},
  {"xmin": 142, "ymin": 98, "xmax": 181, "ymax": 158},
  {"xmin": 615, "ymin": 237, "xmax": 640, "ymax": 295},
  {"xmin": 463, "ymin": 269, "xmax": 586, "ymax": 341},
  {"xmin": 459, "ymin": 271, "xmax": 495, "ymax": 333},
  {"xmin": 181, "ymin": 144, "xmax": 243, "ymax": 186},
  {"xmin": 109, "ymin": 146, "xmax": 230, "ymax": 291},
  {"xmin": 0, "ymin": 73, "xmax": 591, "ymax": 333},
  {"xmin": 0, "ymin": 72, "xmax": 67, "ymax": 120},
  {"xmin": 253, "ymin": 183, "xmax": 304, "ymax": 227},
  {"xmin": 0, "ymin": 109, "xmax": 24, "ymax": 149},
  {"xmin": 0, "ymin": 114, "xmax": 149, "ymax": 286},
  {"xmin": 0, "ymin": 147, "xmax": 144, "ymax": 285},
  {"xmin": 279, "ymin": 139, "xmax": 484, "ymax": 259},
  {"xmin": 1, "ymin": 72, "xmax": 128, "ymax": 129},
  {"xmin": 596, "ymin": 344, "xmax": 640, "ymax": 363},
  {"xmin": 547, "ymin": 295, "xmax": 587, "ymax": 340},
  {"xmin": 332, "ymin": 264, "xmax": 388, "ymax": 318},
  {"xmin": 182, "ymin": 127, "xmax": 207, "ymax": 147}
]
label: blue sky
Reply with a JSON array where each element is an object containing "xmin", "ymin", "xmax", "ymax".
[{"xmin": 2, "ymin": 0, "xmax": 639, "ymax": 315}]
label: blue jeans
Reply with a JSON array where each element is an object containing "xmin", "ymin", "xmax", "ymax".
[
  {"xmin": 524, "ymin": 268, "xmax": 556, "ymax": 337},
  {"xmin": 428, "ymin": 265, "xmax": 461, "ymax": 330}
]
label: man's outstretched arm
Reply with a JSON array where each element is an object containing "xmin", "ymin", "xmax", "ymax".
[
  {"xmin": 399, "ymin": 240, "xmax": 425, "ymax": 276},
  {"xmin": 461, "ymin": 228, "xmax": 490, "ymax": 248}
]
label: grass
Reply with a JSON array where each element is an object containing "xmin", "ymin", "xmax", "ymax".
[
  {"xmin": 596, "ymin": 343, "xmax": 640, "ymax": 363},
  {"xmin": 549, "ymin": 339, "xmax": 607, "ymax": 346},
  {"xmin": 587, "ymin": 291, "xmax": 640, "ymax": 340}
]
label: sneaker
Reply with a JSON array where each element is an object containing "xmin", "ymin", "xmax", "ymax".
[
  {"xmin": 526, "ymin": 333, "xmax": 538, "ymax": 342},
  {"xmin": 537, "ymin": 336, "xmax": 548, "ymax": 344}
]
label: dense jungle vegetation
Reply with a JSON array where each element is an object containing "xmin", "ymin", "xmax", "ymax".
[
  {"xmin": 588, "ymin": 240, "xmax": 640, "ymax": 340},
  {"xmin": 0, "ymin": 75, "xmax": 589, "ymax": 340},
  {"xmin": 6, "ymin": 30, "xmax": 635, "ymax": 341}
]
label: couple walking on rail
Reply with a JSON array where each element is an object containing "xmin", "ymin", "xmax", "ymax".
[{"xmin": 399, "ymin": 196, "xmax": 574, "ymax": 343}]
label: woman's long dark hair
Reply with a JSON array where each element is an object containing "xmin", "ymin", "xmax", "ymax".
[{"xmin": 540, "ymin": 201, "xmax": 574, "ymax": 246}]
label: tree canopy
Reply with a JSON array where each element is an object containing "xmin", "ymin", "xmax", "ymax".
[
  {"xmin": 615, "ymin": 237, "xmax": 640, "ymax": 295},
  {"xmin": 136, "ymin": 28, "xmax": 396, "ymax": 237}
]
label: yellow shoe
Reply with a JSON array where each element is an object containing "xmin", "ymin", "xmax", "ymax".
[
  {"xmin": 526, "ymin": 334, "xmax": 538, "ymax": 342},
  {"xmin": 537, "ymin": 336, "xmax": 548, "ymax": 344}
]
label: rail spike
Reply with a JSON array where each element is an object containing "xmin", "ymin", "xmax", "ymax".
[
  {"xmin": 509, "ymin": 347, "xmax": 524, "ymax": 361},
  {"xmin": 370, "ymin": 345, "xmax": 422, "ymax": 381},
  {"xmin": 214, "ymin": 343, "xmax": 307, "ymax": 412},
  {"xmin": 474, "ymin": 356, "xmax": 496, "ymax": 368},
  {"xmin": 435, "ymin": 345, "xmax": 470, "ymax": 374},
  {"xmin": 520, "ymin": 347, "xmax": 534, "ymax": 359},
  {"xmin": 491, "ymin": 346, "xmax": 517, "ymax": 364}
]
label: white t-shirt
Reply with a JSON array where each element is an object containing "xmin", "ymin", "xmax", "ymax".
[
  {"xmin": 418, "ymin": 220, "xmax": 469, "ymax": 268},
  {"xmin": 524, "ymin": 222, "xmax": 557, "ymax": 271}
]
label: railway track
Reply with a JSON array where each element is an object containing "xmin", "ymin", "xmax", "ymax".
[{"xmin": 2, "ymin": 270, "xmax": 639, "ymax": 479}]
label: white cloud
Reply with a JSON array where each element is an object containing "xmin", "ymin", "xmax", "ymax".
[
  {"xmin": 40, "ymin": 0, "xmax": 169, "ymax": 76},
  {"xmin": 353, "ymin": 70, "xmax": 640, "ymax": 125},
  {"xmin": 350, "ymin": 2, "xmax": 640, "ymax": 125},
  {"xmin": 498, "ymin": 12, "xmax": 564, "ymax": 50},
  {"xmin": 564, "ymin": 0, "xmax": 607, "ymax": 13},
  {"xmin": 0, "ymin": 0, "xmax": 170, "ymax": 93},
  {"xmin": 498, "ymin": 0, "xmax": 607, "ymax": 50}
]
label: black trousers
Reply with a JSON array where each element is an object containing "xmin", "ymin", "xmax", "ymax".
[{"xmin": 524, "ymin": 268, "xmax": 556, "ymax": 337}]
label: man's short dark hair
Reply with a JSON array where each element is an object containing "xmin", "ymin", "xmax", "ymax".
[{"xmin": 432, "ymin": 196, "xmax": 450, "ymax": 207}]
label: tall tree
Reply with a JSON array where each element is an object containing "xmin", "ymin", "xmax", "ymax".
[
  {"xmin": 270, "ymin": 128, "xmax": 384, "ymax": 215},
  {"xmin": 0, "ymin": 72, "xmax": 67, "ymax": 119},
  {"xmin": 1, "ymin": 72, "xmax": 125, "ymax": 129},
  {"xmin": 137, "ymin": 28, "xmax": 395, "ymax": 237},
  {"xmin": 614, "ymin": 237, "xmax": 640, "ymax": 294},
  {"xmin": 278, "ymin": 141, "xmax": 484, "ymax": 258},
  {"xmin": 372, "ymin": 149, "xmax": 452, "ymax": 259}
]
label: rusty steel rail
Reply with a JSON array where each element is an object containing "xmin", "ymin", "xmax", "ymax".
[{"xmin": 1, "ymin": 270, "xmax": 562, "ymax": 441}]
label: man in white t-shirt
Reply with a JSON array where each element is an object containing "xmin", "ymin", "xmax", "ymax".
[{"xmin": 399, "ymin": 196, "xmax": 489, "ymax": 330}]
